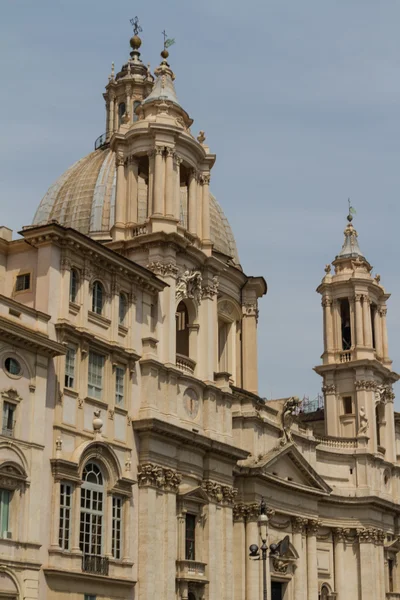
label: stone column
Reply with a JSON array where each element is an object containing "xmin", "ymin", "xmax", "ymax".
[
  {"xmin": 355, "ymin": 294, "xmax": 364, "ymax": 346},
  {"xmin": 202, "ymin": 173, "xmax": 211, "ymax": 242},
  {"xmin": 147, "ymin": 150, "xmax": 155, "ymax": 218},
  {"xmin": 306, "ymin": 520, "xmax": 319, "ymax": 600},
  {"xmin": 374, "ymin": 307, "xmax": 383, "ymax": 358},
  {"xmin": 241, "ymin": 302, "xmax": 259, "ymax": 394},
  {"xmin": 323, "ymin": 384, "xmax": 338, "ymax": 437},
  {"xmin": 384, "ymin": 387, "xmax": 396, "ymax": 462},
  {"xmin": 292, "ymin": 517, "xmax": 307, "ymax": 600},
  {"xmin": 164, "ymin": 147, "xmax": 174, "ymax": 217},
  {"xmin": 363, "ymin": 296, "xmax": 372, "ymax": 347},
  {"xmin": 173, "ymin": 154, "xmax": 182, "ymax": 221},
  {"xmin": 153, "ymin": 146, "xmax": 164, "ymax": 216},
  {"xmin": 125, "ymin": 85, "xmax": 132, "ymax": 124},
  {"xmin": 380, "ymin": 306, "xmax": 389, "ymax": 360},
  {"xmin": 357, "ymin": 528, "xmax": 378, "ymax": 600},
  {"xmin": 126, "ymin": 156, "xmax": 139, "ymax": 226},
  {"xmin": 71, "ymin": 483, "xmax": 82, "ymax": 553},
  {"xmin": 333, "ymin": 528, "xmax": 346, "ymax": 598},
  {"xmin": 322, "ymin": 297, "xmax": 334, "ymax": 354},
  {"xmin": 233, "ymin": 505, "xmax": 247, "ymax": 600},
  {"xmin": 114, "ymin": 152, "xmax": 126, "ymax": 240},
  {"xmin": 245, "ymin": 518, "xmax": 260, "ymax": 600},
  {"xmin": 188, "ymin": 170, "xmax": 197, "ymax": 235},
  {"xmin": 50, "ymin": 480, "xmax": 61, "ymax": 549},
  {"xmin": 109, "ymin": 93, "xmax": 115, "ymax": 134},
  {"xmin": 196, "ymin": 174, "xmax": 203, "ymax": 239}
]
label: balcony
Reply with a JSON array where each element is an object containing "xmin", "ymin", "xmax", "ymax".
[
  {"xmin": 176, "ymin": 354, "xmax": 196, "ymax": 376},
  {"xmin": 339, "ymin": 351, "xmax": 352, "ymax": 363},
  {"xmin": 82, "ymin": 554, "xmax": 109, "ymax": 576},
  {"xmin": 176, "ymin": 559, "xmax": 208, "ymax": 582}
]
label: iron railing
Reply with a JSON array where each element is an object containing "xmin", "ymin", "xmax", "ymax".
[
  {"xmin": 94, "ymin": 132, "xmax": 110, "ymax": 151},
  {"xmin": 82, "ymin": 554, "xmax": 109, "ymax": 576}
]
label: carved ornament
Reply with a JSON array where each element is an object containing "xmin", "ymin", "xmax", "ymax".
[
  {"xmin": 375, "ymin": 384, "xmax": 395, "ymax": 405},
  {"xmin": 137, "ymin": 463, "xmax": 182, "ymax": 493},
  {"xmin": 322, "ymin": 384, "xmax": 336, "ymax": 395},
  {"xmin": 242, "ymin": 302, "xmax": 259, "ymax": 321},
  {"xmin": 201, "ymin": 276, "xmax": 219, "ymax": 299},
  {"xmin": 307, "ymin": 519, "xmax": 321, "ymax": 536},
  {"xmin": 279, "ymin": 397, "xmax": 301, "ymax": 446},
  {"xmin": 233, "ymin": 502, "xmax": 275, "ymax": 522},
  {"xmin": 116, "ymin": 153, "xmax": 125, "ymax": 167},
  {"xmin": 292, "ymin": 516, "xmax": 308, "ymax": 534},
  {"xmin": 147, "ymin": 261, "xmax": 179, "ymax": 278},
  {"xmin": 356, "ymin": 527, "xmax": 385, "ymax": 545},
  {"xmin": 176, "ymin": 270, "xmax": 202, "ymax": 305},
  {"xmin": 201, "ymin": 480, "xmax": 238, "ymax": 506},
  {"xmin": 355, "ymin": 380, "xmax": 376, "ymax": 391},
  {"xmin": 321, "ymin": 297, "xmax": 333, "ymax": 307},
  {"xmin": 333, "ymin": 527, "xmax": 352, "ymax": 543},
  {"xmin": 0, "ymin": 465, "xmax": 27, "ymax": 491}
]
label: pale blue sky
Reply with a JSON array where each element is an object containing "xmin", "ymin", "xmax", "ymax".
[{"xmin": 2, "ymin": 1, "xmax": 400, "ymax": 403}]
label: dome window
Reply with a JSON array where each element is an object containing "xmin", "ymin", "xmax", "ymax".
[
  {"xmin": 118, "ymin": 102, "xmax": 126, "ymax": 126},
  {"xmin": 92, "ymin": 281, "xmax": 104, "ymax": 315}
]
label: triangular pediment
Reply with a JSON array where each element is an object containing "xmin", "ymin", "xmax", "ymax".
[
  {"xmin": 178, "ymin": 485, "xmax": 209, "ymax": 504},
  {"xmin": 254, "ymin": 443, "xmax": 331, "ymax": 495}
]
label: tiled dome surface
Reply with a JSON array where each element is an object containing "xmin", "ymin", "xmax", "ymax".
[{"xmin": 33, "ymin": 148, "xmax": 240, "ymax": 266}]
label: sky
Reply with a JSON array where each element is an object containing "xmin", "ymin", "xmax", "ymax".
[{"xmin": 2, "ymin": 1, "xmax": 400, "ymax": 404}]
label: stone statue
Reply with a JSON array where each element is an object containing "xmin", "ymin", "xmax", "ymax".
[
  {"xmin": 324, "ymin": 264, "xmax": 331, "ymax": 274},
  {"xmin": 358, "ymin": 406, "xmax": 369, "ymax": 436},
  {"xmin": 280, "ymin": 396, "xmax": 301, "ymax": 445},
  {"xmin": 176, "ymin": 269, "xmax": 203, "ymax": 305}
]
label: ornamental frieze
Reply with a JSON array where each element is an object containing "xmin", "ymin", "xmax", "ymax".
[
  {"xmin": 147, "ymin": 261, "xmax": 179, "ymax": 278},
  {"xmin": 201, "ymin": 480, "xmax": 238, "ymax": 505},
  {"xmin": 137, "ymin": 463, "xmax": 182, "ymax": 493},
  {"xmin": 355, "ymin": 380, "xmax": 376, "ymax": 391}
]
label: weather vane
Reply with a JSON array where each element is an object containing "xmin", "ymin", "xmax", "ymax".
[
  {"xmin": 162, "ymin": 29, "xmax": 175, "ymax": 50},
  {"xmin": 347, "ymin": 197, "xmax": 356, "ymax": 222},
  {"xmin": 130, "ymin": 16, "xmax": 142, "ymax": 36}
]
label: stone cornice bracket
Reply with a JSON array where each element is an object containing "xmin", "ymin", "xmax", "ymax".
[
  {"xmin": 201, "ymin": 480, "xmax": 238, "ymax": 506},
  {"xmin": 137, "ymin": 463, "xmax": 182, "ymax": 493},
  {"xmin": 147, "ymin": 261, "xmax": 179, "ymax": 279},
  {"xmin": 292, "ymin": 516, "xmax": 308, "ymax": 534},
  {"xmin": 307, "ymin": 519, "xmax": 321, "ymax": 536},
  {"xmin": 356, "ymin": 527, "xmax": 385, "ymax": 545}
]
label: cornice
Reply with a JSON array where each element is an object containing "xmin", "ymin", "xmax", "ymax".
[
  {"xmin": 314, "ymin": 359, "xmax": 399, "ymax": 382},
  {"xmin": 0, "ymin": 294, "xmax": 51, "ymax": 322},
  {"xmin": 0, "ymin": 315, "xmax": 66, "ymax": 357},
  {"xmin": 43, "ymin": 567, "xmax": 136, "ymax": 587},
  {"xmin": 132, "ymin": 418, "xmax": 249, "ymax": 461}
]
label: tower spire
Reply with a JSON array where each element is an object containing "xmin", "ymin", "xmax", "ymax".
[{"xmin": 336, "ymin": 200, "xmax": 364, "ymax": 261}]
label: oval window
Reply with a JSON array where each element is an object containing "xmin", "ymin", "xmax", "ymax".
[{"xmin": 5, "ymin": 357, "xmax": 22, "ymax": 376}]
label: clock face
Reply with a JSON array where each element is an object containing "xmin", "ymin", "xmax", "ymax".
[{"xmin": 183, "ymin": 388, "xmax": 199, "ymax": 419}]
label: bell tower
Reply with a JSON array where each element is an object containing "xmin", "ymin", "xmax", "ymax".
[{"xmin": 315, "ymin": 209, "xmax": 399, "ymax": 459}]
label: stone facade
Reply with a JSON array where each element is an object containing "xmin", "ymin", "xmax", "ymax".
[{"xmin": 1, "ymin": 26, "xmax": 400, "ymax": 600}]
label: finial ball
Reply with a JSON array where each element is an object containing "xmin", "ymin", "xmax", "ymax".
[
  {"xmin": 130, "ymin": 34, "xmax": 142, "ymax": 50},
  {"xmin": 161, "ymin": 49, "xmax": 169, "ymax": 59}
]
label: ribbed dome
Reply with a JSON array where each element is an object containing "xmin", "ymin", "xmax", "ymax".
[{"xmin": 33, "ymin": 148, "xmax": 240, "ymax": 266}]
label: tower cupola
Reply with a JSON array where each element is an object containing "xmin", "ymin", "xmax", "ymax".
[{"xmin": 314, "ymin": 207, "xmax": 399, "ymax": 457}]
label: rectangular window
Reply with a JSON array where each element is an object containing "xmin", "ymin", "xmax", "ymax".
[
  {"xmin": 112, "ymin": 495, "xmax": 123, "ymax": 559},
  {"xmin": 65, "ymin": 346, "xmax": 76, "ymax": 389},
  {"xmin": 343, "ymin": 396, "xmax": 353, "ymax": 415},
  {"xmin": 88, "ymin": 352, "xmax": 104, "ymax": 399},
  {"xmin": 84, "ymin": 595, "xmax": 96, "ymax": 600},
  {"xmin": 185, "ymin": 513, "xmax": 196, "ymax": 560},
  {"xmin": 59, "ymin": 483, "xmax": 72, "ymax": 550},
  {"xmin": 388, "ymin": 558, "xmax": 394, "ymax": 592},
  {"xmin": 115, "ymin": 367, "xmax": 125, "ymax": 406},
  {"xmin": 2, "ymin": 402, "xmax": 15, "ymax": 437},
  {"xmin": 16, "ymin": 273, "xmax": 30, "ymax": 292},
  {"xmin": 0, "ymin": 488, "xmax": 10, "ymax": 538}
]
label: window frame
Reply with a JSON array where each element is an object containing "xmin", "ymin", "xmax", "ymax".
[
  {"xmin": 80, "ymin": 463, "xmax": 105, "ymax": 557},
  {"xmin": 115, "ymin": 366, "xmax": 125, "ymax": 406},
  {"xmin": 15, "ymin": 272, "xmax": 31, "ymax": 293},
  {"xmin": 69, "ymin": 268, "xmax": 79, "ymax": 303},
  {"xmin": 65, "ymin": 345, "xmax": 77, "ymax": 389},
  {"xmin": 87, "ymin": 351, "xmax": 105, "ymax": 400},
  {"xmin": 2, "ymin": 401, "xmax": 16, "ymax": 437},
  {"xmin": 0, "ymin": 488, "xmax": 11, "ymax": 538},
  {"xmin": 185, "ymin": 513, "xmax": 196, "ymax": 561},
  {"xmin": 59, "ymin": 482, "xmax": 72, "ymax": 550},
  {"xmin": 92, "ymin": 281, "xmax": 104, "ymax": 315},
  {"xmin": 112, "ymin": 495, "xmax": 123, "ymax": 559},
  {"xmin": 4, "ymin": 357, "xmax": 22, "ymax": 377}
]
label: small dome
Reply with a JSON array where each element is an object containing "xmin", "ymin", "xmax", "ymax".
[{"xmin": 32, "ymin": 148, "xmax": 240, "ymax": 266}]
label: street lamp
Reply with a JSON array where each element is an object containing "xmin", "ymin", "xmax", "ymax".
[{"xmin": 248, "ymin": 497, "xmax": 269, "ymax": 600}]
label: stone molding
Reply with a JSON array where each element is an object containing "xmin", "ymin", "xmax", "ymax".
[
  {"xmin": 137, "ymin": 463, "xmax": 182, "ymax": 493},
  {"xmin": 356, "ymin": 527, "xmax": 385, "ymax": 545},
  {"xmin": 322, "ymin": 384, "xmax": 336, "ymax": 395},
  {"xmin": 201, "ymin": 480, "xmax": 238, "ymax": 506}
]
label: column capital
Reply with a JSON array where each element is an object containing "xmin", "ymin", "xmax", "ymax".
[
  {"xmin": 321, "ymin": 297, "xmax": 333, "ymax": 307},
  {"xmin": 356, "ymin": 527, "xmax": 385, "ymax": 545},
  {"xmin": 322, "ymin": 384, "xmax": 336, "ymax": 395},
  {"xmin": 116, "ymin": 152, "xmax": 125, "ymax": 167},
  {"xmin": 307, "ymin": 519, "xmax": 321, "ymax": 536},
  {"xmin": 165, "ymin": 146, "xmax": 174, "ymax": 157},
  {"xmin": 333, "ymin": 527, "xmax": 351, "ymax": 542},
  {"xmin": 354, "ymin": 293, "xmax": 363, "ymax": 302},
  {"xmin": 292, "ymin": 516, "xmax": 308, "ymax": 534},
  {"xmin": 173, "ymin": 152, "xmax": 183, "ymax": 166},
  {"xmin": 154, "ymin": 145, "xmax": 165, "ymax": 156},
  {"xmin": 137, "ymin": 463, "xmax": 182, "ymax": 493},
  {"xmin": 379, "ymin": 306, "xmax": 387, "ymax": 317}
]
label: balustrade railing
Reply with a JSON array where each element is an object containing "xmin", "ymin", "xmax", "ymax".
[
  {"xmin": 1, "ymin": 422, "xmax": 15, "ymax": 438},
  {"xmin": 82, "ymin": 554, "xmax": 109, "ymax": 576},
  {"xmin": 176, "ymin": 354, "xmax": 196, "ymax": 375},
  {"xmin": 94, "ymin": 132, "xmax": 110, "ymax": 150},
  {"xmin": 314, "ymin": 434, "xmax": 358, "ymax": 449},
  {"xmin": 176, "ymin": 559, "xmax": 206, "ymax": 579},
  {"xmin": 339, "ymin": 351, "xmax": 352, "ymax": 363}
]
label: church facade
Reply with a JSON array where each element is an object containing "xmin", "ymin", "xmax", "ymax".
[{"xmin": 1, "ymin": 25, "xmax": 400, "ymax": 600}]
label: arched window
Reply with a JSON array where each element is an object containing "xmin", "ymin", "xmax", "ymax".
[
  {"xmin": 69, "ymin": 268, "xmax": 78, "ymax": 303},
  {"xmin": 118, "ymin": 102, "xmax": 126, "ymax": 126},
  {"xmin": 92, "ymin": 281, "xmax": 104, "ymax": 315},
  {"xmin": 132, "ymin": 100, "xmax": 141, "ymax": 122},
  {"xmin": 176, "ymin": 301, "xmax": 189, "ymax": 356},
  {"xmin": 80, "ymin": 463, "xmax": 104, "ymax": 556},
  {"xmin": 119, "ymin": 293, "xmax": 127, "ymax": 324}
]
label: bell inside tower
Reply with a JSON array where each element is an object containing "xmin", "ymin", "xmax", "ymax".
[{"xmin": 339, "ymin": 298, "xmax": 351, "ymax": 350}]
